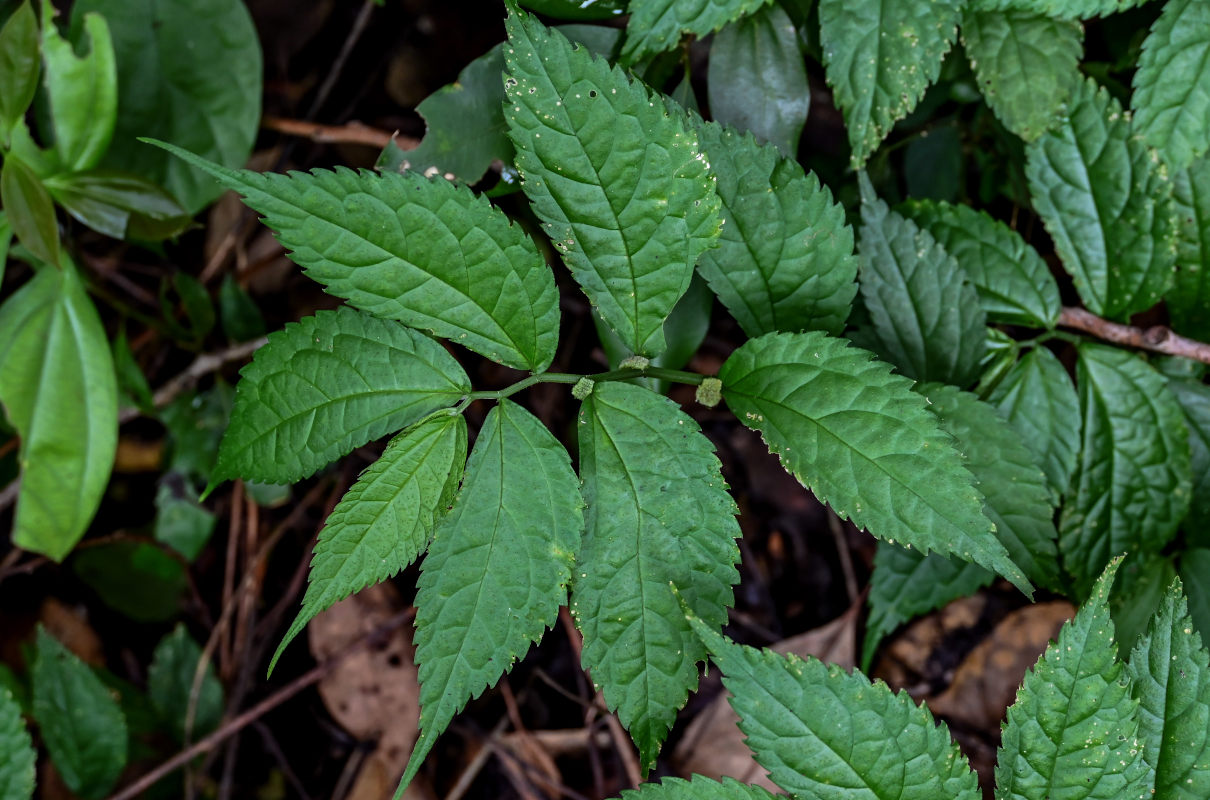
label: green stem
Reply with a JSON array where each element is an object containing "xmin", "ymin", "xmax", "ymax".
[{"xmin": 452, "ymin": 365, "xmax": 707, "ymax": 412}]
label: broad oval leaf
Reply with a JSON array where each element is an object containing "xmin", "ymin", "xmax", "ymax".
[
  {"xmin": 961, "ymin": 9, "xmax": 1083, "ymax": 142},
  {"xmin": 900, "ymin": 198, "xmax": 1061, "ymax": 328},
  {"xmin": 215, "ymin": 306, "xmax": 470, "ymax": 484},
  {"xmin": 619, "ymin": 776, "xmax": 778, "ymax": 800},
  {"xmin": 996, "ymin": 560, "xmax": 1151, "ymax": 800},
  {"xmin": 719, "ymin": 331, "xmax": 1031, "ymax": 594},
  {"xmin": 819, "ymin": 0, "xmax": 962, "ymax": 167},
  {"xmin": 0, "ymin": 1, "xmax": 38, "ymax": 141},
  {"xmin": 40, "ymin": 0, "xmax": 116, "ymax": 172},
  {"xmin": 858, "ymin": 175, "xmax": 986, "ymax": 386},
  {"xmin": 149, "ymin": 141, "xmax": 561, "ymax": 372},
  {"xmin": 1059, "ymin": 344, "xmax": 1192, "ymax": 596},
  {"xmin": 148, "ymin": 625, "xmax": 223, "ymax": 743},
  {"xmin": 270, "ymin": 414, "xmax": 467, "ymax": 673},
  {"xmin": 400, "ymin": 400, "xmax": 583, "ymax": 793},
  {"xmin": 0, "ymin": 262, "xmax": 117, "ymax": 561},
  {"xmin": 0, "ymin": 685, "xmax": 34, "ymax": 800},
  {"xmin": 1026, "ymin": 77, "xmax": 1177, "ymax": 320},
  {"xmin": 620, "ymin": 0, "xmax": 773, "ymax": 64},
  {"xmin": 1167, "ymin": 377, "xmax": 1210, "ymax": 537},
  {"xmin": 1131, "ymin": 0, "xmax": 1210, "ymax": 171},
  {"xmin": 1169, "ymin": 156, "xmax": 1210, "ymax": 341},
  {"xmin": 31, "ymin": 628, "xmax": 127, "ymax": 800},
  {"xmin": 574, "ymin": 381, "xmax": 740, "ymax": 771},
  {"xmin": 687, "ymin": 612, "xmax": 981, "ymax": 800},
  {"xmin": 503, "ymin": 7, "xmax": 721, "ymax": 358},
  {"xmin": 695, "ymin": 122, "xmax": 857, "ymax": 337}
]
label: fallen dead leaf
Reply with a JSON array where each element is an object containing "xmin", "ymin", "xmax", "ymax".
[{"xmin": 39, "ymin": 598, "xmax": 104, "ymax": 666}]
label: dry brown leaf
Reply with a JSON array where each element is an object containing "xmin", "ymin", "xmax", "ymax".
[{"xmin": 38, "ymin": 598, "xmax": 104, "ymax": 666}]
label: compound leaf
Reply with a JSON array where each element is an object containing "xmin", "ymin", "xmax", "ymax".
[
  {"xmin": 148, "ymin": 141, "xmax": 560, "ymax": 372},
  {"xmin": 0, "ymin": 684, "xmax": 34, "ymax": 800},
  {"xmin": 503, "ymin": 7, "xmax": 721, "ymax": 358},
  {"xmin": 40, "ymin": 0, "xmax": 116, "ymax": 172},
  {"xmin": 1059, "ymin": 345, "xmax": 1192, "ymax": 596},
  {"xmin": 618, "ymin": 777, "xmax": 778, "ymax": 800},
  {"xmin": 819, "ymin": 0, "xmax": 962, "ymax": 167},
  {"xmin": 1026, "ymin": 77, "xmax": 1177, "ymax": 320},
  {"xmin": 996, "ymin": 559, "xmax": 1151, "ymax": 800},
  {"xmin": 1167, "ymin": 377, "xmax": 1210, "ymax": 540},
  {"xmin": 687, "ymin": 612, "xmax": 981, "ymax": 800},
  {"xmin": 961, "ymin": 9, "xmax": 1083, "ymax": 142},
  {"xmin": 1169, "ymin": 156, "xmax": 1210, "ymax": 341},
  {"xmin": 1131, "ymin": 0, "xmax": 1210, "ymax": 171},
  {"xmin": 148, "ymin": 625, "xmax": 223, "ymax": 743},
  {"xmin": 401, "ymin": 401, "xmax": 583, "ymax": 794},
  {"xmin": 620, "ymin": 0, "xmax": 773, "ymax": 64},
  {"xmin": 1127, "ymin": 578, "xmax": 1210, "ymax": 800},
  {"xmin": 720, "ymin": 331, "xmax": 1031, "ymax": 594},
  {"xmin": 901, "ymin": 199, "xmax": 1061, "ymax": 328},
  {"xmin": 574, "ymin": 382, "xmax": 740, "ymax": 772},
  {"xmin": 694, "ymin": 123, "xmax": 856, "ymax": 337},
  {"xmin": 31, "ymin": 629, "xmax": 127, "ymax": 800},
  {"xmin": 270, "ymin": 414, "xmax": 467, "ymax": 673},
  {"xmin": 858, "ymin": 176, "xmax": 986, "ymax": 386},
  {"xmin": 215, "ymin": 306, "xmax": 469, "ymax": 485}
]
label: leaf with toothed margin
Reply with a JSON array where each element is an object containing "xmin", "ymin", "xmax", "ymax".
[
  {"xmin": 1169, "ymin": 156, "xmax": 1210, "ymax": 342},
  {"xmin": 619, "ymin": 776, "xmax": 779, "ymax": 800},
  {"xmin": 502, "ymin": 5, "xmax": 721, "ymax": 358},
  {"xmin": 619, "ymin": 0, "xmax": 775, "ymax": 65},
  {"xmin": 1132, "ymin": 0, "xmax": 1210, "ymax": 171},
  {"xmin": 397, "ymin": 400, "xmax": 583, "ymax": 798},
  {"xmin": 969, "ymin": 0, "xmax": 1152, "ymax": 17},
  {"xmin": 0, "ymin": 683, "xmax": 34, "ymax": 800}
]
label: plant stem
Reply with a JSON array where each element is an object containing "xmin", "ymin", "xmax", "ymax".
[{"xmin": 456, "ymin": 365, "xmax": 707, "ymax": 411}]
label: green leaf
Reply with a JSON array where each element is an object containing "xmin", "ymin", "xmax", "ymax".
[
  {"xmin": 518, "ymin": 0, "xmax": 627, "ymax": 21},
  {"xmin": 0, "ymin": 211, "xmax": 11, "ymax": 286},
  {"xmin": 0, "ymin": 155, "xmax": 59, "ymax": 267},
  {"xmin": 969, "ymin": 0, "xmax": 1152, "ymax": 17},
  {"xmin": 148, "ymin": 624, "xmax": 223, "ymax": 743},
  {"xmin": 620, "ymin": 0, "xmax": 773, "ymax": 64},
  {"xmin": 0, "ymin": 0, "xmax": 38, "ymax": 142},
  {"xmin": 987, "ymin": 347, "xmax": 1080, "ymax": 500},
  {"xmin": 1026, "ymin": 76, "xmax": 1177, "ymax": 320},
  {"xmin": 1131, "ymin": 0, "xmax": 1210, "ymax": 170},
  {"xmin": 31, "ymin": 628, "xmax": 127, "ymax": 800},
  {"xmin": 400, "ymin": 401, "xmax": 583, "ymax": 793},
  {"xmin": 960, "ymin": 10, "xmax": 1083, "ymax": 142},
  {"xmin": 270, "ymin": 414, "xmax": 467, "ymax": 674},
  {"xmin": 707, "ymin": 3, "xmax": 809, "ymax": 157},
  {"xmin": 574, "ymin": 382, "xmax": 740, "ymax": 771},
  {"xmin": 719, "ymin": 331, "xmax": 1031, "ymax": 594},
  {"xmin": 1168, "ymin": 157, "xmax": 1210, "ymax": 341},
  {"xmin": 1059, "ymin": 344, "xmax": 1192, "ymax": 596},
  {"xmin": 687, "ymin": 611, "xmax": 981, "ymax": 800},
  {"xmin": 1181, "ymin": 549, "xmax": 1210, "ymax": 640},
  {"xmin": 1110, "ymin": 551, "xmax": 1178, "ymax": 653},
  {"xmin": 617, "ymin": 776, "xmax": 778, "ymax": 800},
  {"xmin": 0, "ymin": 261, "xmax": 117, "ymax": 561},
  {"xmin": 818, "ymin": 0, "xmax": 962, "ymax": 167},
  {"xmin": 0, "ymin": 684, "xmax": 34, "ymax": 800},
  {"xmin": 215, "ymin": 306, "xmax": 469, "ymax": 485},
  {"xmin": 694, "ymin": 122, "xmax": 857, "ymax": 337},
  {"xmin": 112, "ymin": 326, "xmax": 153, "ymax": 414},
  {"xmin": 71, "ymin": 541, "xmax": 186, "ymax": 622},
  {"xmin": 218, "ymin": 275, "xmax": 265, "ymax": 343},
  {"xmin": 996, "ymin": 559, "xmax": 1151, "ymax": 800},
  {"xmin": 71, "ymin": 0, "xmax": 262, "ymax": 214},
  {"xmin": 1167, "ymin": 376, "xmax": 1210, "ymax": 540},
  {"xmin": 39, "ymin": 0, "xmax": 116, "ymax": 172},
  {"xmin": 153, "ymin": 479, "xmax": 215, "ymax": 561},
  {"xmin": 903, "ymin": 125, "xmax": 963, "ymax": 203},
  {"xmin": 503, "ymin": 7, "xmax": 721, "ymax": 358},
  {"xmin": 857, "ymin": 175, "xmax": 986, "ymax": 386},
  {"xmin": 42, "ymin": 169, "xmax": 190, "ymax": 241},
  {"xmin": 148, "ymin": 141, "xmax": 560, "ymax": 373},
  {"xmin": 900, "ymin": 199, "xmax": 1062, "ymax": 328}
]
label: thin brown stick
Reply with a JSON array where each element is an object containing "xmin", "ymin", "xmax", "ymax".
[
  {"xmin": 1059, "ymin": 306, "xmax": 1210, "ymax": 364},
  {"xmin": 261, "ymin": 115, "xmax": 413, "ymax": 151},
  {"xmin": 118, "ymin": 337, "xmax": 268, "ymax": 425}
]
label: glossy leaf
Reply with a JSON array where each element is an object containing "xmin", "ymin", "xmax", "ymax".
[
  {"xmin": 150, "ymin": 142, "xmax": 560, "ymax": 372},
  {"xmin": 858, "ymin": 175, "xmax": 985, "ymax": 386},
  {"xmin": 1059, "ymin": 345, "xmax": 1192, "ymax": 596},
  {"xmin": 401, "ymin": 401, "xmax": 583, "ymax": 792},
  {"xmin": 620, "ymin": 0, "xmax": 773, "ymax": 64},
  {"xmin": 40, "ymin": 0, "xmax": 116, "ymax": 172},
  {"xmin": 0, "ymin": 155, "xmax": 59, "ymax": 268},
  {"xmin": 618, "ymin": 777, "xmax": 777, "ymax": 800},
  {"xmin": 996, "ymin": 560, "xmax": 1151, "ymax": 800},
  {"xmin": 1169, "ymin": 157, "xmax": 1210, "ymax": 341},
  {"xmin": 503, "ymin": 7, "xmax": 721, "ymax": 357},
  {"xmin": 148, "ymin": 625, "xmax": 223, "ymax": 743},
  {"xmin": 31, "ymin": 629, "xmax": 127, "ymax": 799},
  {"xmin": 1026, "ymin": 77, "xmax": 1176, "ymax": 320},
  {"xmin": 574, "ymin": 382, "xmax": 740, "ymax": 771},
  {"xmin": 1167, "ymin": 377, "xmax": 1210, "ymax": 537},
  {"xmin": 1132, "ymin": 0, "xmax": 1210, "ymax": 170},
  {"xmin": 901, "ymin": 198, "xmax": 1061, "ymax": 328},
  {"xmin": 270, "ymin": 414, "xmax": 467, "ymax": 673},
  {"xmin": 819, "ymin": 0, "xmax": 962, "ymax": 167},
  {"xmin": 215, "ymin": 306, "xmax": 469, "ymax": 485},
  {"xmin": 720, "ymin": 331, "xmax": 1031, "ymax": 594},
  {"xmin": 707, "ymin": 3, "xmax": 809, "ymax": 157},
  {"xmin": 71, "ymin": 0, "xmax": 262, "ymax": 213},
  {"xmin": 688, "ymin": 612, "xmax": 981, "ymax": 800},
  {"xmin": 43, "ymin": 170, "xmax": 190, "ymax": 241},
  {"xmin": 0, "ymin": 685, "xmax": 34, "ymax": 800},
  {"xmin": 0, "ymin": 0, "xmax": 38, "ymax": 141}
]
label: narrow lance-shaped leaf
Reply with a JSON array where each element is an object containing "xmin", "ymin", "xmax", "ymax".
[
  {"xmin": 0, "ymin": 155, "xmax": 60, "ymax": 268},
  {"xmin": 503, "ymin": 6, "xmax": 721, "ymax": 358},
  {"xmin": 620, "ymin": 0, "xmax": 773, "ymax": 65},
  {"xmin": 39, "ymin": 0, "xmax": 116, "ymax": 172},
  {"xmin": 995, "ymin": 559, "xmax": 1151, "ymax": 800},
  {"xmin": 1168, "ymin": 157, "xmax": 1210, "ymax": 341},
  {"xmin": 819, "ymin": 0, "xmax": 962, "ymax": 167},
  {"xmin": 0, "ymin": 0, "xmax": 39, "ymax": 142},
  {"xmin": 215, "ymin": 306, "xmax": 469, "ymax": 485},
  {"xmin": 270, "ymin": 414, "xmax": 467, "ymax": 673},
  {"xmin": 1059, "ymin": 345, "xmax": 1191, "ymax": 596},
  {"xmin": 148, "ymin": 140, "xmax": 560, "ymax": 372},
  {"xmin": 1026, "ymin": 76, "xmax": 1177, "ymax": 320},
  {"xmin": 0, "ymin": 685, "xmax": 34, "ymax": 800},
  {"xmin": 720, "ymin": 331, "xmax": 1031, "ymax": 594},
  {"xmin": 399, "ymin": 401, "xmax": 583, "ymax": 795},
  {"xmin": 686, "ymin": 608, "xmax": 981, "ymax": 800},
  {"xmin": 619, "ymin": 776, "xmax": 779, "ymax": 800},
  {"xmin": 574, "ymin": 382, "xmax": 740, "ymax": 772}
]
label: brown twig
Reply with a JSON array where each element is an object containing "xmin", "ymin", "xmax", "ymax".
[
  {"xmin": 118, "ymin": 337, "xmax": 269, "ymax": 425},
  {"xmin": 261, "ymin": 115, "xmax": 412, "ymax": 151},
  {"xmin": 1058, "ymin": 306, "xmax": 1210, "ymax": 365}
]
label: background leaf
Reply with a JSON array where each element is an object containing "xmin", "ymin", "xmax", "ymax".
[
  {"xmin": 620, "ymin": 0, "xmax": 773, "ymax": 64},
  {"xmin": 148, "ymin": 624, "xmax": 223, "ymax": 743},
  {"xmin": 0, "ymin": 155, "xmax": 59, "ymax": 268},
  {"xmin": 970, "ymin": 0, "xmax": 1152, "ymax": 17},
  {"xmin": 0, "ymin": 685, "xmax": 34, "ymax": 800},
  {"xmin": 1166, "ymin": 376, "xmax": 1210, "ymax": 540},
  {"xmin": 1131, "ymin": 0, "xmax": 1210, "ymax": 170},
  {"xmin": 0, "ymin": 0, "xmax": 38, "ymax": 142},
  {"xmin": 43, "ymin": 170, "xmax": 190, "ymax": 241},
  {"xmin": 40, "ymin": 0, "xmax": 116, "ymax": 172},
  {"xmin": 618, "ymin": 776, "xmax": 777, "ymax": 800},
  {"xmin": 1168, "ymin": 156, "xmax": 1210, "ymax": 341}
]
